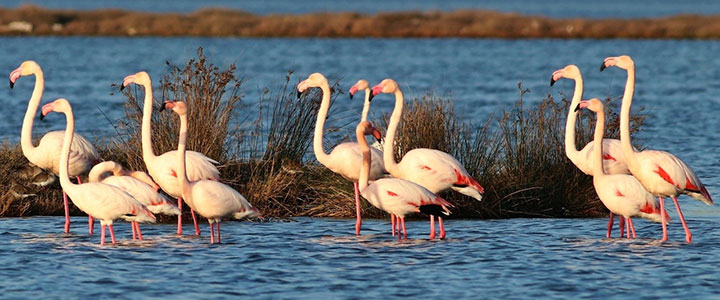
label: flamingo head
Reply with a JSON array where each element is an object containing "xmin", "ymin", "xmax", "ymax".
[
  {"xmin": 121, "ymin": 71, "xmax": 151, "ymax": 91},
  {"xmin": 160, "ymin": 100, "xmax": 187, "ymax": 116},
  {"xmin": 550, "ymin": 64, "xmax": 581, "ymax": 86},
  {"xmin": 371, "ymin": 78, "xmax": 399, "ymax": 96},
  {"xmin": 297, "ymin": 72, "xmax": 328, "ymax": 98},
  {"xmin": 9, "ymin": 60, "xmax": 41, "ymax": 89},
  {"xmin": 40, "ymin": 98, "xmax": 72, "ymax": 120},
  {"xmin": 600, "ymin": 55, "xmax": 634, "ymax": 71},
  {"xmin": 349, "ymin": 79, "xmax": 373, "ymax": 101},
  {"xmin": 356, "ymin": 121, "xmax": 382, "ymax": 142},
  {"xmin": 574, "ymin": 98, "xmax": 604, "ymax": 113}
]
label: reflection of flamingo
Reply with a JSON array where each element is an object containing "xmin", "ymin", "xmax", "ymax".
[
  {"xmin": 356, "ymin": 121, "xmax": 453, "ymax": 239},
  {"xmin": 551, "ymin": 64, "xmax": 631, "ymax": 238},
  {"xmin": 298, "ymin": 73, "xmax": 386, "ymax": 236},
  {"xmin": 164, "ymin": 101, "xmax": 259, "ymax": 244},
  {"xmin": 371, "ymin": 79, "xmax": 484, "ymax": 238},
  {"xmin": 10, "ymin": 60, "xmax": 100, "ymax": 235},
  {"xmin": 577, "ymin": 98, "xmax": 666, "ymax": 239},
  {"xmin": 42, "ymin": 98, "xmax": 155, "ymax": 245},
  {"xmin": 602, "ymin": 55, "xmax": 713, "ymax": 243},
  {"xmin": 121, "ymin": 71, "xmax": 219, "ymax": 236},
  {"xmin": 89, "ymin": 161, "xmax": 181, "ymax": 239}
]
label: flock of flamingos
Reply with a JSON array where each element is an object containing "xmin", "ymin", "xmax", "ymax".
[{"xmin": 6, "ymin": 54, "xmax": 713, "ymax": 246}]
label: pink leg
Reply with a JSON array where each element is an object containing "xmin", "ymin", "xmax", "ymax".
[
  {"xmin": 100, "ymin": 224, "xmax": 106, "ymax": 245},
  {"xmin": 606, "ymin": 212, "xmax": 614, "ymax": 238},
  {"xmin": 88, "ymin": 216, "xmax": 94, "ymax": 235},
  {"xmin": 216, "ymin": 222, "xmax": 221, "ymax": 244},
  {"xmin": 109, "ymin": 224, "xmax": 117, "ymax": 244},
  {"xmin": 209, "ymin": 223, "xmax": 215, "ymax": 244},
  {"xmin": 63, "ymin": 191, "xmax": 70, "ymax": 234},
  {"xmin": 625, "ymin": 217, "xmax": 631, "ymax": 239},
  {"xmin": 429, "ymin": 215, "xmax": 436, "ymax": 240},
  {"xmin": 671, "ymin": 196, "xmax": 692, "ymax": 243},
  {"xmin": 131, "ymin": 221, "xmax": 137, "ymax": 240},
  {"xmin": 439, "ymin": 217, "xmax": 446, "ymax": 239},
  {"xmin": 391, "ymin": 214, "xmax": 397, "ymax": 236},
  {"xmin": 401, "ymin": 218, "xmax": 407, "ymax": 239},
  {"xmin": 354, "ymin": 182, "xmax": 362, "ymax": 236},
  {"xmin": 135, "ymin": 222, "xmax": 144, "ymax": 240},
  {"xmin": 628, "ymin": 218, "xmax": 636, "ymax": 238},
  {"xmin": 659, "ymin": 196, "xmax": 668, "ymax": 241},
  {"xmin": 177, "ymin": 197, "xmax": 183, "ymax": 235},
  {"xmin": 619, "ymin": 216, "xmax": 625, "ymax": 238},
  {"xmin": 191, "ymin": 209, "xmax": 201, "ymax": 236}
]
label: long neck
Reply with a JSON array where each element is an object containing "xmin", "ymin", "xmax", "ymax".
[
  {"xmin": 59, "ymin": 109, "xmax": 76, "ymax": 189},
  {"xmin": 20, "ymin": 70, "xmax": 44, "ymax": 159},
  {"xmin": 312, "ymin": 83, "xmax": 332, "ymax": 165},
  {"xmin": 564, "ymin": 75, "xmax": 584, "ymax": 162},
  {"xmin": 176, "ymin": 113, "xmax": 191, "ymax": 195},
  {"xmin": 592, "ymin": 108, "xmax": 607, "ymax": 177},
  {"xmin": 383, "ymin": 89, "xmax": 404, "ymax": 175},
  {"xmin": 358, "ymin": 130, "xmax": 371, "ymax": 191},
  {"xmin": 88, "ymin": 161, "xmax": 114, "ymax": 183},
  {"xmin": 619, "ymin": 66, "xmax": 639, "ymax": 169},
  {"xmin": 360, "ymin": 88, "xmax": 371, "ymax": 122},
  {"xmin": 141, "ymin": 80, "xmax": 157, "ymax": 163}
]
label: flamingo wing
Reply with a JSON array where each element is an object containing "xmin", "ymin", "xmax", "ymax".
[
  {"xmin": 67, "ymin": 182, "xmax": 155, "ymax": 223},
  {"xmin": 397, "ymin": 148, "xmax": 482, "ymax": 196},
  {"xmin": 36, "ymin": 131, "xmax": 100, "ymax": 176},
  {"xmin": 326, "ymin": 142, "xmax": 385, "ymax": 181},
  {"xmin": 190, "ymin": 180, "xmax": 253, "ymax": 220},
  {"xmin": 578, "ymin": 138, "xmax": 630, "ymax": 175},
  {"xmin": 361, "ymin": 178, "xmax": 452, "ymax": 217},
  {"xmin": 102, "ymin": 176, "xmax": 179, "ymax": 215},
  {"xmin": 595, "ymin": 175, "xmax": 663, "ymax": 222}
]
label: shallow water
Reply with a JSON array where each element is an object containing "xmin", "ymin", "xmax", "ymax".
[{"xmin": 1, "ymin": 215, "xmax": 719, "ymax": 299}]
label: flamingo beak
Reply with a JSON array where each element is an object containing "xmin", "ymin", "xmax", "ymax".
[
  {"xmin": 600, "ymin": 62, "xmax": 607, "ymax": 72},
  {"xmin": 297, "ymin": 79, "xmax": 308, "ymax": 99},
  {"xmin": 600, "ymin": 57, "xmax": 615, "ymax": 72},
  {"xmin": 371, "ymin": 84, "xmax": 383, "ymax": 96},
  {"xmin": 40, "ymin": 103, "xmax": 54, "ymax": 120},
  {"xmin": 9, "ymin": 67, "xmax": 21, "ymax": 89},
  {"xmin": 574, "ymin": 101, "xmax": 591, "ymax": 112},
  {"xmin": 159, "ymin": 101, "xmax": 174, "ymax": 112},
  {"xmin": 121, "ymin": 74, "xmax": 136, "ymax": 91},
  {"xmin": 372, "ymin": 128, "xmax": 382, "ymax": 142},
  {"xmin": 368, "ymin": 89, "xmax": 375, "ymax": 102},
  {"xmin": 550, "ymin": 70, "xmax": 563, "ymax": 86},
  {"xmin": 349, "ymin": 85, "xmax": 358, "ymax": 99}
]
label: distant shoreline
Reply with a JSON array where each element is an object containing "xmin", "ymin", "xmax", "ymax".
[{"xmin": 1, "ymin": 4, "xmax": 720, "ymax": 39}]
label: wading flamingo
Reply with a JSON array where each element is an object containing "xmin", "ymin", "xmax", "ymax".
[
  {"xmin": 163, "ymin": 100, "xmax": 259, "ymax": 244},
  {"xmin": 371, "ymin": 78, "xmax": 484, "ymax": 238},
  {"xmin": 10, "ymin": 60, "xmax": 100, "ymax": 235},
  {"xmin": 357, "ymin": 121, "xmax": 453, "ymax": 239},
  {"xmin": 42, "ymin": 98, "xmax": 155, "ymax": 245},
  {"xmin": 577, "ymin": 98, "xmax": 666, "ymax": 239},
  {"xmin": 89, "ymin": 161, "xmax": 181, "ymax": 239},
  {"xmin": 601, "ymin": 55, "xmax": 713, "ymax": 243},
  {"xmin": 551, "ymin": 64, "xmax": 632, "ymax": 238},
  {"xmin": 121, "ymin": 71, "xmax": 220, "ymax": 236},
  {"xmin": 297, "ymin": 73, "xmax": 386, "ymax": 236}
]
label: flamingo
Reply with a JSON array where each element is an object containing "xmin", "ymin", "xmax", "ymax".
[
  {"xmin": 297, "ymin": 73, "xmax": 386, "ymax": 236},
  {"xmin": 163, "ymin": 100, "xmax": 259, "ymax": 244},
  {"xmin": 41, "ymin": 98, "xmax": 156, "ymax": 245},
  {"xmin": 551, "ymin": 64, "xmax": 632, "ymax": 238},
  {"xmin": 371, "ymin": 78, "xmax": 484, "ymax": 238},
  {"xmin": 577, "ymin": 98, "xmax": 667, "ymax": 239},
  {"xmin": 356, "ymin": 121, "xmax": 453, "ymax": 239},
  {"xmin": 121, "ymin": 71, "xmax": 220, "ymax": 236},
  {"xmin": 89, "ymin": 161, "xmax": 181, "ymax": 239},
  {"xmin": 10, "ymin": 60, "xmax": 100, "ymax": 235},
  {"xmin": 601, "ymin": 55, "xmax": 713, "ymax": 243}
]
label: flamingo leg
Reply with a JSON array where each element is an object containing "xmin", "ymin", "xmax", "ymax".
[
  {"xmin": 63, "ymin": 191, "xmax": 70, "ymax": 234},
  {"xmin": 659, "ymin": 196, "xmax": 668, "ymax": 241},
  {"xmin": 401, "ymin": 217, "xmax": 407, "ymax": 239},
  {"xmin": 191, "ymin": 209, "xmax": 201, "ymax": 236},
  {"xmin": 606, "ymin": 212, "xmax": 614, "ymax": 238},
  {"xmin": 429, "ymin": 215, "xmax": 436, "ymax": 240},
  {"xmin": 439, "ymin": 217, "xmax": 446, "ymax": 239},
  {"xmin": 88, "ymin": 216, "xmax": 94, "ymax": 236},
  {"xmin": 628, "ymin": 218, "xmax": 636, "ymax": 238},
  {"xmin": 100, "ymin": 224, "xmax": 106, "ymax": 245},
  {"xmin": 209, "ymin": 222, "xmax": 215, "ymax": 244},
  {"xmin": 131, "ymin": 221, "xmax": 137, "ymax": 240},
  {"xmin": 391, "ymin": 214, "xmax": 397, "ymax": 236},
  {"xmin": 177, "ymin": 197, "xmax": 183, "ymax": 235},
  {"xmin": 216, "ymin": 222, "xmax": 221, "ymax": 244},
  {"xmin": 671, "ymin": 196, "xmax": 692, "ymax": 243},
  {"xmin": 619, "ymin": 216, "xmax": 625, "ymax": 238},
  {"xmin": 135, "ymin": 222, "xmax": 144, "ymax": 240},
  {"xmin": 354, "ymin": 182, "xmax": 362, "ymax": 236},
  {"xmin": 109, "ymin": 224, "xmax": 116, "ymax": 245},
  {"xmin": 625, "ymin": 217, "xmax": 631, "ymax": 239}
]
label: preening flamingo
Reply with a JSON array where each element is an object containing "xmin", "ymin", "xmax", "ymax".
[
  {"xmin": 121, "ymin": 71, "xmax": 220, "ymax": 236},
  {"xmin": 10, "ymin": 60, "xmax": 100, "ymax": 234},
  {"xmin": 551, "ymin": 64, "xmax": 632, "ymax": 237},
  {"xmin": 163, "ymin": 100, "xmax": 259, "ymax": 244},
  {"xmin": 601, "ymin": 55, "xmax": 713, "ymax": 243},
  {"xmin": 297, "ymin": 73, "xmax": 386, "ymax": 236},
  {"xmin": 89, "ymin": 161, "xmax": 181, "ymax": 239},
  {"xmin": 357, "ymin": 121, "xmax": 453, "ymax": 239},
  {"xmin": 42, "ymin": 98, "xmax": 155, "ymax": 245},
  {"xmin": 577, "ymin": 98, "xmax": 666, "ymax": 239}
]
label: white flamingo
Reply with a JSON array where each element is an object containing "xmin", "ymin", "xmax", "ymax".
[
  {"xmin": 297, "ymin": 73, "xmax": 386, "ymax": 236},
  {"xmin": 121, "ymin": 71, "xmax": 220, "ymax": 236},
  {"xmin": 356, "ymin": 121, "xmax": 453, "ymax": 239},
  {"xmin": 349, "ymin": 79, "xmax": 375, "ymax": 123},
  {"xmin": 601, "ymin": 55, "xmax": 713, "ymax": 243},
  {"xmin": 551, "ymin": 64, "xmax": 632, "ymax": 238},
  {"xmin": 577, "ymin": 98, "xmax": 667, "ymax": 238},
  {"xmin": 89, "ymin": 161, "xmax": 181, "ymax": 239},
  {"xmin": 42, "ymin": 98, "xmax": 155, "ymax": 245},
  {"xmin": 10, "ymin": 60, "xmax": 100, "ymax": 235},
  {"xmin": 164, "ymin": 100, "xmax": 259, "ymax": 244},
  {"xmin": 371, "ymin": 78, "xmax": 484, "ymax": 238}
]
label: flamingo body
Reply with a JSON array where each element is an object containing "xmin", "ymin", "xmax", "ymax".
[
  {"xmin": 95, "ymin": 174, "xmax": 180, "ymax": 216},
  {"xmin": 185, "ymin": 180, "xmax": 256, "ymax": 223},
  {"xmin": 574, "ymin": 139, "xmax": 630, "ymax": 176},
  {"xmin": 29, "ymin": 131, "xmax": 99, "ymax": 176},
  {"xmin": 593, "ymin": 174, "xmax": 663, "ymax": 222},
  {"xmin": 65, "ymin": 182, "xmax": 156, "ymax": 225},
  {"xmin": 148, "ymin": 150, "xmax": 220, "ymax": 198},
  {"xmin": 630, "ymin": 150, "xmax": 712, "ymax": 204},
  {"xmin": 394, "ymin": 148, "xmax": 484, "ymax": 198},
  {"xmin": 361, "ymin": 177, "xmax": 452, "ymax": 218},
  {"xmin": 325, "ymin": 142, "xmax": 385, "ymax": 181}
]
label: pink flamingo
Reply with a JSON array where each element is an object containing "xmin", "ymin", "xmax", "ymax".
[
  {"xmin": 10, "ymin": 60, "xmax": 100, "ymax": 235},
  {"xmin": 551, "ymin": 64, "xmax": 632, "ymax": 238},
  {"xmin": 121, "ymin": 71, "xmax": 220, "ymax": 236},
  {"xmin": 89, "ymin": 161, "xmax": 181, "ymax": 239},
  {"xmin": 297, "ymin": 73, "xmax": 386, "ymax": 236},
  {"xmin": 356, "ymin": 121, "xmax": 453, "ymax": 239},
  {"xmin": 371, "ymin": 78, "xmax": 484, "ymax": 239},
  {"xmin": 164, "ymin": 100, "xmax": 259, "ymax": 244},
  {"xmin": 42, "ymin": 98, "xmax": 155, "ymax": 245},
  {"xmin": 601, "ymin": 55, "xmax": 713, "ymax": 243},
  {"xmin": 577, "ymin": 98, "xmax": 667, "ymax": 238}
]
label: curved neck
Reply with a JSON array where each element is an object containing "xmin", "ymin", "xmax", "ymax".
[
  {"xmin": 176, "ymin": 113, "xmax": 191, "ymax": 195},
  {"xmin": 20, "ymin": 70, "xmax": 44, "ymax": 159},
  {"xmin": 358, "ymin": 129, "xmax": 371, "ymax": 191},
  {"xmin": 59, "ymin": 108, "xmax": 76, "ymax": 189},
  {"xmin": 564, "ymin": 75, "xmax": 584, "ymax": 162},
  {"xmin": 88, "ymin": 161, "xmax": 113, "ymax": 183},
  {"xmin": 360, "ymin": 88, "xmax": 371, "ymax": 122},
  {"xmin": 619, "ymin": 66, "xmax": 639, "ymax": 168},
  {"xmin": 141, "ymin": 80, "xmax": 157, "ymax": 163},
  {"xmin": 312, "ymin": 83, "xmax": 332, "ymax": 165},
  {"xmin": 383, "ymin": 89, "xmax": 404, "ymax": 175},
  {"xmin": 592, "ymin": 108, "xmax": 607, "ymax": 177}
]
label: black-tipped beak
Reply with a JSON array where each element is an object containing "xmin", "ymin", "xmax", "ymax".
[
  {"xmin": 600, "ymin": 63, "xmax": 607, "ymax": 72},
  {"xmin": 297, "ymin": 90, "xmax": 303, "ymax": 99},
  {"xmin": 349, "ymin": 93, "xmax": 354, "ymax": 100},
  {"xmin": 39, "ymin": 112, "xmax": 45, "ymax": 121},
  {"xmin": 120, "ymin": 84, "xmax": 125, "ymax": 91},
  {"xmin": 158, "ymin": 104, "xmax": 166, "ymax": 112},
  {"xmin": 550, "ymin": 76, "xmax": 557, "ymax": 87},
  {"xmin": 375, "ymin": 136, "xmax": 383, "ymax": 144},
  {"xmin": 368, "ymin": 92, "xmax": 375, "ymax": 102},
  {"xmin": 9, "ymin": 79, "xmax": 14, "ymax": 89},
  {"xmin": 574, "ymin": 104, "xmax": 581, "ymax": 112}
]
